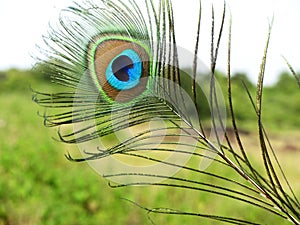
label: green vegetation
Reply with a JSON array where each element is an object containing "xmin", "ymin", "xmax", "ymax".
[
  {"xmin": 0, "ymin": 68, "xmax": 299, "ymax": 225},
  {"xmin": 216, "ymin": 71, "xmax": 300, "ymax": 131}
]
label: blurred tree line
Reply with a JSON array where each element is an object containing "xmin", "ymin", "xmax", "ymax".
[{"xmin": 0, "ymin": 65, "xmax": 299, "ymax": 130}]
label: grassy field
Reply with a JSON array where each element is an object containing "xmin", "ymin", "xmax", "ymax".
[{"xmin": 0, "ymin": 69, "xmax": 299, "ymax": 225}]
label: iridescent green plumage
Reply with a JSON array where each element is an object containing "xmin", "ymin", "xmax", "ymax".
[{"xmin": 33, "ymin": 0, "xmax": 300, "ymax": 224}]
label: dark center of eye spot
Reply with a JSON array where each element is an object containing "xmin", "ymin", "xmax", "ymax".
[{"xmin": 112, "ymin": 55, "xmax": 133, "ymax": 82}]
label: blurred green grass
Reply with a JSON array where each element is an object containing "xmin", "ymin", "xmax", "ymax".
[{"xmin": 0, "ymin": 69, "xmax": 299, "ymax": 225}]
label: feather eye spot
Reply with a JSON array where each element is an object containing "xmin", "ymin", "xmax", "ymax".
[
  {"xmin": 107, "ymin": 49, "xmax": 142, "ymax": 90},
  {"xmin": 111, "ymin": 55, "xmax": 132, "ymax": 82},
  {"xmin": 90, "ymin": 37, "xmax": 150, "ymax": 102}
]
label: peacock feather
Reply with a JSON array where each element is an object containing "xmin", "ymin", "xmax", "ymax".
[{"xmin": 33, "ymin": 0, "xmax": 300, "ymax": 224}]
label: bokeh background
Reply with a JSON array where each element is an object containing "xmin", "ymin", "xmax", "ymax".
[{"xmin": 0, "ymin": 1, "xmax": 299, "ymax": 224}]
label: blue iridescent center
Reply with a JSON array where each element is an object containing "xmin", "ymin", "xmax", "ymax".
[{"xmin": 106, "ymin": 49, "xmax": 142, "ymax": 90}]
